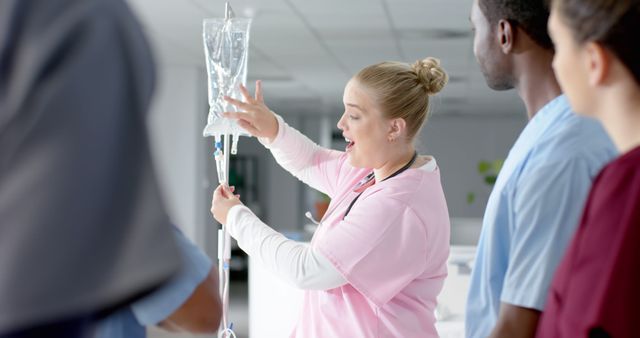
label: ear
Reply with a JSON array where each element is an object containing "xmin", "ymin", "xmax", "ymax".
[
  {"xmin": 584, "ymin": 42, "xmax": 609, "ymax": 87},
  {"xmin": 387, "ymin": 118, "xmax": 407, "ymax": 142},
  {"xmin": 497, "ymin": 19, "xmax": 515, "ymax": 54}
]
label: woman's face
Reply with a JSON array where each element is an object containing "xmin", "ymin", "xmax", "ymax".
[
  {"xmin": 548, "ymin": 9, "xmax": 595, "ymax": 116},
  {"xmin": 337, "ymin": 80, "xmax": 393, "ymax": 169}
]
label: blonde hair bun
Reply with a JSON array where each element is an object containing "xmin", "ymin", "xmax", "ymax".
[{"xmin": 412, "ymin": 57, "xmax": 448, "ymax": 95}]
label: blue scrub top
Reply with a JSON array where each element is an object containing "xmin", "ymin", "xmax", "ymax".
[
  {"xmin": 95, "ymin": 226, "xmax": 212, "ymax": 338},
  {"xmin": 465, "ymin": 95, "xmax": 617, "ymax": 338}
]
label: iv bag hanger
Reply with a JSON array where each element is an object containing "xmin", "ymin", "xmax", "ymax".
[{"xmin": 225, "ymin": 2, "xmax": 235, "ymax": 20}]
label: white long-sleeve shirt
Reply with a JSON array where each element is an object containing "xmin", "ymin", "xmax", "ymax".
[{"xmin": 227, "ymin": 205, "xmax": 346, "ymax": 290}]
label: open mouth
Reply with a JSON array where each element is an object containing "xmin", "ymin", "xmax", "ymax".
[{"xmin": 345, "ymin": 137, "xmax": 355, "ymax": 152}]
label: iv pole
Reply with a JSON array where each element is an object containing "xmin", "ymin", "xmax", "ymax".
[
  {"xmin": 218, "ymin": 6, "xmax": 235, "ymax": 338},
  {"xmin": 204, "ymin": 2, "xmax": 251, "ymax": 336}
]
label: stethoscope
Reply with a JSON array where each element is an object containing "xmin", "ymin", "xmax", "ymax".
[{"xmin": 305, "ymin": 151, "xmax": 418, "ymax": 224}]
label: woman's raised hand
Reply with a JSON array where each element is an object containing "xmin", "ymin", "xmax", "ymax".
[{"xmin": 223, "ymin": 81, "xmax": 279, "ymax": 142}]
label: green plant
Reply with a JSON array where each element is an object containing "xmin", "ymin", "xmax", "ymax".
[
  {"xmin": 317, "ymin": 192, "xmax": 331, "ymax": 203},
  {"xmin": 467, "ymin": 159, "xmax": 504, "ymax": 205},
  {"xmin": 314, "ymin": 192, "xmax": 331, "ymax": 220}
]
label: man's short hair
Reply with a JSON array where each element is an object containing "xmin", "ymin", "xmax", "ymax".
[{"xmin": 479, "ymin": 0, "xmax": 554, "ymax": 50}]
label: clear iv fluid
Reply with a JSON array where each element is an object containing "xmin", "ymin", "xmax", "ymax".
[
  {"xmin": 203, "ymin": 18, "xmax": 251, "ymax": 127},
  {"xmin": 202, "ymin": 14, "xmax": 252, "ymax": 184}
]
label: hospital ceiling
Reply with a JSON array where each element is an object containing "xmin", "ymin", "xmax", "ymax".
[{"xmin": 127, "ymin": 0, "xmax": 525, "ymax": 116}]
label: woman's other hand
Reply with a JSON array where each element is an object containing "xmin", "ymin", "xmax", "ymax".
[
  {"xmin": 223, "ymin": 80, "xmax": 279, "ymax": 142},
  {"xmin": 211, "ymin": 185, "xmax": 242, "ymax": 225}
]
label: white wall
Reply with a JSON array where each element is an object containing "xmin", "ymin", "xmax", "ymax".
[
  {"xmin": 420, "ymin": 113, "xmax": 527, "ymax": 217},
  {"xmin": 295, "ymin": 111, "xmax": 527, "ymax": 219}
]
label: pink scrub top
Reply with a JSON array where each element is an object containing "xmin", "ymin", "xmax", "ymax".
[{"xmin": 290, "ymin": 149, "xmax": 450, "ymax": 337}]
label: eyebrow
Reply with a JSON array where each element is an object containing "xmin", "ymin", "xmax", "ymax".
[{"xmin": 346, "ymin": 103, "xmax": 364, "ymax": 111}]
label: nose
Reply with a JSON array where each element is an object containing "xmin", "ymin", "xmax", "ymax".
[{"xmin": 337, "ymin": 112, "xmax": 347, "ymax": 131}]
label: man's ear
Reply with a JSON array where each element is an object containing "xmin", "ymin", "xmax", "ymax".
[
  {"xmin": 388, "ymin": 118, "xmax": 407, "ymax": 142},
  {"xmin": 584, "ymin": 41, "xmax": 610, "ymax": 87},
  {"xmin": 498, "ymin": 19, "xmax": 515, "ymax": 54}
]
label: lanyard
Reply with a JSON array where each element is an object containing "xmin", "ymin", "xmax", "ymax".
[{"xmin": 342, "ymin": 152, "xmax": 418, "ymax": 220}]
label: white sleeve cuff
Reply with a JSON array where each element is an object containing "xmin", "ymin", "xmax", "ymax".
[{"xmin": 226, "ymin": 204, "xmax": 250, "ymax": 237}]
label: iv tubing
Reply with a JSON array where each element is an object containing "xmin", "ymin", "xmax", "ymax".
[
  {"xmin": 217, "ymin": 133, "xmax": 236, "ymax": 338},
  {"xmin": 218, "ymin": 225, "xmax": 232, "ymax": 337},
  {"xmin": 224, "ymin": 134, "xmax": 230, "ymax": 177},
  {"xmin": 214, "ymin": 136, "xmax": 226, "ymax": 183}
]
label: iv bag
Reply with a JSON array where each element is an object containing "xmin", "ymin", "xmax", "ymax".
[{"xmin": 202, "ymin": 17, "xmax": 252, "ymax": 137}]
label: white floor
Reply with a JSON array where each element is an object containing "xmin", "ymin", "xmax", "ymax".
[{"xmin": 148, "ymin": 281, "xmax": 249, "ymax": 338}]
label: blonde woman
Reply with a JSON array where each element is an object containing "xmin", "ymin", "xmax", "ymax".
[{"xmin": 212, "ymin": 58, "xmax": 450, "ymax": 337}]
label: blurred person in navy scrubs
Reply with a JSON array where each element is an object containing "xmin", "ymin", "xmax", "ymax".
[
  {"xmin": 96, "ymin": 227, "xmax": 221, "ymax": 337},
  {"xmin": 0, "ymin": 0, "xmax": 195, "ymax": 335}
]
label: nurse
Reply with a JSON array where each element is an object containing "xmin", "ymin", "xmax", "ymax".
[
  {"xmin": 212, "ymin": 58, "xmax": 451, "ymax": 337},
  {"xmin": 538, "ymin": 0, "xmax": 640, "ymax": 336}
]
